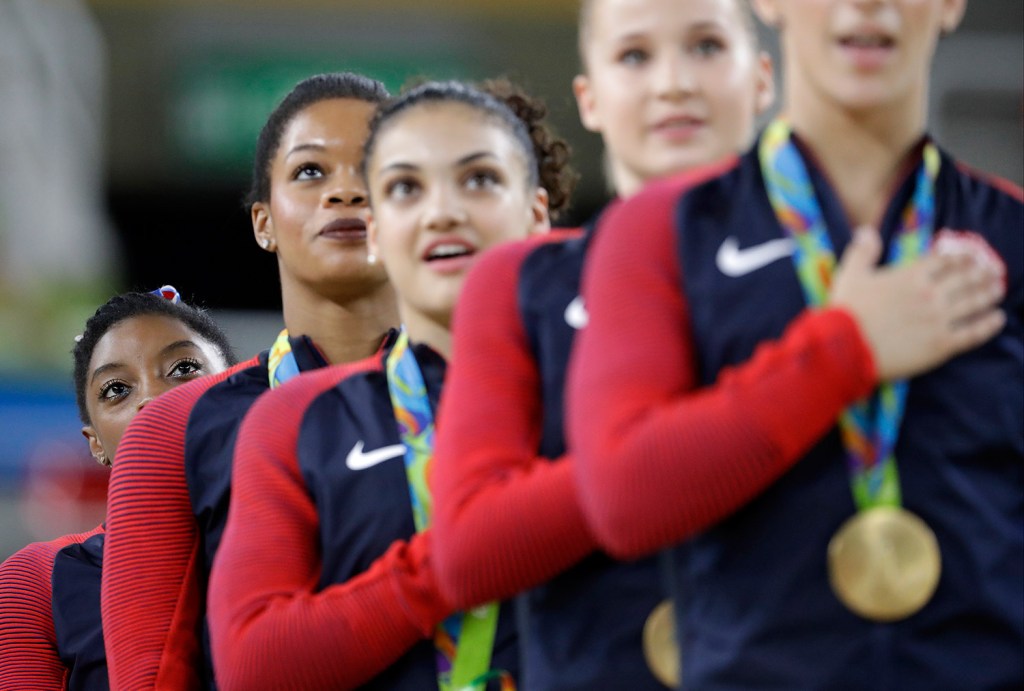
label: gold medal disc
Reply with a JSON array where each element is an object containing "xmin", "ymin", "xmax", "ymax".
[
  {"xmin": 828, "ymin": 506, "xmax": 941, "ymax": 622},
  {"xmin": 642, "ymin": 599, "xmax": 681, "ymax": 688}
]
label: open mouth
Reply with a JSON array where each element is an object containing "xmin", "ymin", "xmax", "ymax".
[
  {"xmin": 423, "ymin": 242, "xmax": 476, "ymax": 262},
  {"xmin": 839, "ymin": 34, "xmax": 895, "ymax": 49}
]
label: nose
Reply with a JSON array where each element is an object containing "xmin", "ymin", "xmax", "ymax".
[
  {"xmin": 136, "ymin": 395, "xmax": 154, "ymax": 412},
  {"xmin": 421, "ymin": 183, "xmax": 466, "ymax": 232},
  {"xmin": 653, "ymin": 52, "xmax": 696, "ymax": 101},
  {"xmin": 323, "ymin": 164, "xmax": 368, "ymax": 207}
]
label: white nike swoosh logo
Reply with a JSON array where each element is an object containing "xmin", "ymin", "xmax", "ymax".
[
  {"xmin": 716, "ymin": 236, "xmax": 796, "ymax": 277},
  {"xmin": 564, "ymin": 295, "xmax": 589, "ymax": 329},
  {"xmin": 345, "ymin": 441, "xmax": 406, "ymax": 471}
]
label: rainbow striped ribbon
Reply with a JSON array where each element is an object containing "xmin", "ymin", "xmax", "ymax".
[
  {"xmin": 758, "ymin": 119, "xmax": 940, "ymax": 509},
  {"xmin": 385, "ymin": 329, "xmax": 510, "ymax": 691}
]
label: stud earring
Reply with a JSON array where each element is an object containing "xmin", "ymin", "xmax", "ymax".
[
  {"xmin": 260, "ymin": 238, "xmax": 270, "ymax": 250},
  {"xmin": 95, "ymin": 453, "xmax": 110, "ymax": 467},
  {"xmin": 367, "ymin": 253, "xmax": 377, "ymax": 265}
]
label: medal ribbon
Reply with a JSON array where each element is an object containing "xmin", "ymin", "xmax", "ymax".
[
  {"xmin": 385, "ymin": 330, "xmax": 512, "ymax": 691},
  {"xmin": 268, "ymin": 328, "xmax": 301, "ymax": 389},
  {"xmin": 758, "ymin": 119, "xmax": 940, "ymax": 509}
]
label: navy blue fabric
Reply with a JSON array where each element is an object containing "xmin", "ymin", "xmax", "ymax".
[
  {"xmin": 297, "ymin": 342, "xmax": 518, "ymax": 690},
  {"xmin": 184, "ymin": 336, "xmax": 327, "ymax": 689},
  {"xmin": 672, "ymin": 138, "xmax": 1023, "ymax": 690},
  {"xmin": 52, "ymin": 532, "xmax": 107, "ymax": 691},
  {"xmin": 515, "ymin": 215, "xmax": 668, "ymax": 691}
]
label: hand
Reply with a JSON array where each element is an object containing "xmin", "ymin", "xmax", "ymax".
[{"xmin": 829, "ymin": 226, "xmax": 1006, "ymax": 381}]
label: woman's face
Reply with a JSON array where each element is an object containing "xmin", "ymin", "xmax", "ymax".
[
  {"xmin": 82, "ymin": 314, "xmax": 230, "ymax": 464},
  {"xmin": 575, "ymin": 0, "xmax": 773, "ymax": 197},
  {"xmin": 366, "ymin": 102, "xmax": 549, "ymax": 333},
  {"xmin": 252, "ymin": 97, "xmax": 389, "ymax": 300}
]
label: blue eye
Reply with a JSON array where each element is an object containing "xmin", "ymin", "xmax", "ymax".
[
  {"xmin": 692, "ymin": 37, "xmax": 726, "ymax": 58},
  {"xmin": 618, "ymin": 48, "xmax": 649, "ymax": 66}
]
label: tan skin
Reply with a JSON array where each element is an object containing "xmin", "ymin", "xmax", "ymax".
[
  {"xmin": 366, "ymin": 103, "xmax": 549, "ymax": 359},
  {"xmin": 251, "ymin": 97, "xmax": 399, "ymax": 365},
  {"xmin": 81, "ymin": 314, "xmax": 231, "ymax": 465}
]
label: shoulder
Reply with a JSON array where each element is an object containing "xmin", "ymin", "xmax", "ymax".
[
  {"xmin": 603, "ymin": 156, "xmax": 744, "ymax": 236},
  {"xmin": 1, "ymin": 527, "xmax": 101, "ymax": 586}
]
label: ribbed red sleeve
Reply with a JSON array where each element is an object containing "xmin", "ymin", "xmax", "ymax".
[
  {"xmin": 431, "ymin": 237, "xmax": 597, "ymax": 610},
  {"xmin": 0, "ymin": 526, "xmax": 102, "ymax": 689},
  {"xmin": 567, "ymin": 174, "xmax": 879, "ymax": 560},
  {"xmin": 102, "ymin": 357, "xmax": 258, "ymax": 691},
  {"xmin": 208, "ymin": 361, "xmax": 452, "ymax": 691}
]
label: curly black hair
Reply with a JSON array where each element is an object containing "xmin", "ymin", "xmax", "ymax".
[
  {"xmin": 363, "ymin": 78, "xmax": 577, "ymax": 220},
  {"xmin": 72, "ymin": 291, "xmax": 237, "ymax": 424}
]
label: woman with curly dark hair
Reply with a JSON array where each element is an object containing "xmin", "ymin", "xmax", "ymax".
[{"xmin": 207, "ymin": 79, "xmax": 575, "ymax": 690}]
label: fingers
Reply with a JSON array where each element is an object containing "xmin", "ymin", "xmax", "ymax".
[
  {"xmin": 837, "ymin": 225, "xmax": 883, "ymax": 275},
  {"xmin": 946, "ymin": 308, "xmax": 1007, "ymax": 356}
]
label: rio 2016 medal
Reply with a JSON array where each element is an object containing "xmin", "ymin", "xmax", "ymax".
[
  {"xmin": 828, "ymin": 506, "xmax": 941, "ymax": 622},
  {"xmin": 643, "ymin": 599, "xmax": 681, "ymax": 688}
]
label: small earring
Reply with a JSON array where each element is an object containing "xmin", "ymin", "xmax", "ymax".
[
  {"xmin": 95, "ymin": 453, "xmax": 110, "ymax": 467},
  {"xmin": 260, "ymin": 238, "xmax": 270, "ymax": 250},
  {"xmin": 367, "ymin": 253, "xmax": 377, "ymax": 265}
]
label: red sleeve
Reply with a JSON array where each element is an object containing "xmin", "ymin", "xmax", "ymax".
[
  {"xmin": 431, "ymin": 237, "xmax": 596, "ymax": 610},
  {"xmin": 208, "ymin": 361, "xmax": 452, "ymax": 691},
  {"xmin": 0, "ymin": 527, "xmax": 102, "ymax": 690},
  {"xmin": 102, "ymin": 358, "xmax": 257, "ymax": 691},
  {"xmin": 566, "ymin": 174, "xmax": 878, "ymax": 560}
]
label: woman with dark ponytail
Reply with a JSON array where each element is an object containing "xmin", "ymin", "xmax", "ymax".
[{"xmin": 208, "ymin": 79, "xmax": 575, "ymax": 690}]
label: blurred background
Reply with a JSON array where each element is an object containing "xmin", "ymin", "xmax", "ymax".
[{"xmin": 1, "ymin": 0, "xmax": 1021, "ymax": 560}]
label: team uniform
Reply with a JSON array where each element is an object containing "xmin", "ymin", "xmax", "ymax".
[
  {"xmin": 432, "ymin": 223, "xmax": 669, "ymax": 690},
  {"xmin": 208, "ymin": 335, "xmax": 518, "ymax": 690},
  {"xmin": 0, "ymin": 525, "xmax": 102, "ymax": 689},
  {"xmin": 51, "ymin": 531, "xmax": 106, "ymax": 690},
  {"xmin": 569, "ymin": 137, "xmax": 1024, "ymax": 689},
  {"xmin": 101, "ymin": 338, "xmax": 329, "ymax": 689}
]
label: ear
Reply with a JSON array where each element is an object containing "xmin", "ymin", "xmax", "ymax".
[
  {"xmin": 754, "ymin": 50, "xmax": 776, "ymax": 116},
  {"xmin": 939, "ymin": 0, "xmax": 966, "ymax": 35},
  {"xmin": 82, "ymin": 426, "xmax": 106, "ymax": 465},
  {"xmin": 751, "ymin": 0, "xmax": 781, "ymax": 28},
  {"xmin": 528, "ymin": 187, "xmax": 551, "ymax": 236},
  {"xmin": 572, "ymin": 74, "xmax": 602, "ymax": 133},
  {"xmin": 251, "ymin": 202, "xmax": 276, "ymax": 252},
  {"xmin": 366, "ymin": 209, "xmax": 382, "ymax": 259}
]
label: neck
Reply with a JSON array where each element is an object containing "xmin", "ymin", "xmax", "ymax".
[
  {"xmin": 785, "ymin": 81, "xmax": 927, "ymax": 228},
  {"xmin": 280, "ymin": 279, "xmax": 399, "ymax": 365},
  {"xmin": 401, "ymin": 310, "xmax": 451, "ymax": 361}
]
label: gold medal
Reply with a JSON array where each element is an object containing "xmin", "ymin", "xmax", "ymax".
[
  {"xmin": 642, "ymin": 599, "xmax": 681, "ymax": 688},
  {"xmin": 828, "ymin": 506, "xmax": 941, "ymax": 622}
]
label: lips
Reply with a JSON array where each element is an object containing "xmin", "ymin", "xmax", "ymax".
[
  {"xmin": 319, "ymin": 217, "xmax": 367, "ymax": 241},
  {"xmin": 421, "ymin": 238, "xmax": 478, "ymax": 275},
  {"xmin": 837, "ymin": 27, "xmax": 896, "ymax": 69}
]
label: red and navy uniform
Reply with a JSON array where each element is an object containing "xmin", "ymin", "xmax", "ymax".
[
  {"xmin": 433, "ymin": 223, "xmax": 668, "ymax": 690},
  {"xmin": 0, "ymin": 525, "xmax": 102, "ymax": 690},
  {"xmin": 102, "ymin": 338, "xmax": 326, "ymax": 690},
  {"xmin": 51, "ymin": 531, "xmax": 107, "ymax": 690},
  {"xmin": 569, "ymin": 140, "xmax": 1023, "ymax": 689},
  {"xmin": 209, "ymin": 337, "xmax": 518, "ymax": 690}
]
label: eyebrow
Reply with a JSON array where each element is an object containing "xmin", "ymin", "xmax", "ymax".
[
  {"xmin": 379, "ymin": 151, "xmax": 497, "ymax": 175},
  {"xmin": 89, "ymin": 340, "xmax": 201, "ymax": 384},
  {"xmin": 285, "ymin": 143, "xmax": 326, "ymax": 158}
]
